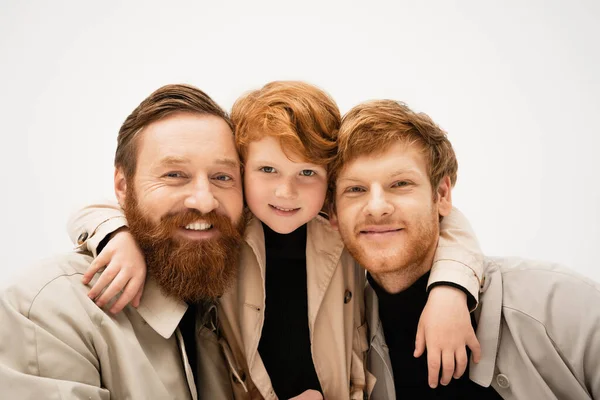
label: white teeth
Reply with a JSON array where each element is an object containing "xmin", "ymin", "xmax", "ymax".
[
  {"xmin": 185, "ymin": 222, "xmax": 213, "ymax": 231},
  {"xmin": 273, "ymin": 206, "xmax": 296, "ymax": 212}
]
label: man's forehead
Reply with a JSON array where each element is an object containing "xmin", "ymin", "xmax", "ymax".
[{"xmin": 338, "ymin": 142, "xmax": 427, "ymax": 180}]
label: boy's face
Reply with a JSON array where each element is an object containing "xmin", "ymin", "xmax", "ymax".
[{"xmin": 244, "ymin": 136, "xmax": 328, "ymax": 234}]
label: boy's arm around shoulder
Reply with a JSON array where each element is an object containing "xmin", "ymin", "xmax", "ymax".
[
  {"xmin": 430, "ymin": 207, "xmax": 483, "ymax": 309},
  {"xmin": 67, "ymin": 199, "xmax": 128, "ymax": 257},
  {"xmin": 0, "ymin": 256, "xmax": 109, "ymax": 398}
]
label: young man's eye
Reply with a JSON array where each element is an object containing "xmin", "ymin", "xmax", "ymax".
[
  {"xmin": 392, "ymin": 181, "xmax": 410, "ymax": 188},
  {"xmin": 259, "ymin": 166, "xmax": 276, "ymax": 173},
  {"xmin": 300, "ymin": 169, "xmax": 316, "ymax": 177},
  {"xmin": 345, "ymin": 186, "xmax": 365, "ymax": 193}
]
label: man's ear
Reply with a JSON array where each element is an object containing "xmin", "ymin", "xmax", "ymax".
[
  {"xmin": 328, "ymin": 202, "xmax": 339, "ymax": 231},
  {"xmin": 114, "ymin": 167, "xmax": 128, "ymax": 207},
  {"xmin": 436, "ymin": 175, "xmax": 452, "ymax": 217}
]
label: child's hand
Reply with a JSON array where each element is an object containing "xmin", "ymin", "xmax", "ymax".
[
  {"xmin": 414, "ymin": 285, "xmax": 481, "ymax": 388},
  {"xmin": 81, "ymin": 228, "xmax": 147, "ymax": 314},
  {"xmin": 289, "ymin": 390, "xmax": 323, "ymax": 400}
]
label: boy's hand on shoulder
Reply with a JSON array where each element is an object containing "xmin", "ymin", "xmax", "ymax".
[
  {"xmin": 415, "ymin": 285, "xmax": 481, "ymax": 388},
  {"xmin": 82, "ymin": 227, "xmax": 147, "ymax": 314}
]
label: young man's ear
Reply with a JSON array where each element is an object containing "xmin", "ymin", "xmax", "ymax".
[
  {"xmin": 114, "ymin": 167, "xmax": 128, "ymax": 207},
  {"xmin": 436, "ymin": 175, "xmax": 452, "ymax": 217},
  {"xmin": 327, "ymin": 202, "xmax": 339, "ymax": 231}
]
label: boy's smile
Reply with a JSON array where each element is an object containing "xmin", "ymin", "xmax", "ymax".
[{"xmin": 244, "ymin": 136, "xmax": 327, "ymax": 234}]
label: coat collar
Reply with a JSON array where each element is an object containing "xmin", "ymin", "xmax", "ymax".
[
  {"xmin": 469, "ymin": 260, "xmax": 502, "ymax": 386},
  {"xmin": 136, "ymin": 277, "xmax": 188, "ymax": 339}
]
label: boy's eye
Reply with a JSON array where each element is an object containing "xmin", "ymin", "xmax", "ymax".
[
  {"xmin": 259, "ymin": 166, "xmax": 276, "ymax": 173},
  {"xmin": 300, "ymin": 169, "xmax": 316, "ymax": 177}
]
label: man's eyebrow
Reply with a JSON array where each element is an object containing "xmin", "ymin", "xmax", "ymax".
[
  {"xmin": 337, "ymin": 177, "xmax": 363, "ymax": 184},
  {"xmin": 214, "ymin": 158, "xmax": 240, "ymax": 169},
  {"xmin": 389, "ymin": 168, "xmax": 418, "ymax": 177},
  {"xmin": 158, "ymin": 155, "xmax": 190, "ymax": 166}
]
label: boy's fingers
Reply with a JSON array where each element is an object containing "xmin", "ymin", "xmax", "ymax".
[
  {"xmin": 440, "ymin": 350, "xmax": 455, "ymax": 386},
  {"xmin": 427, "ymin": 348, "xmax": 441, "ymax": 389},
  {"xmin": 132, "ymin": 280, "xmax": 145, "ymax": 308},
  {"xmin": 94, "ymin": 272, "xmax": 129, "ymax": 307},
  {"xmin": 87, "ymin": 265, "xmax": 118, "ymax": 300},
  {"xmin": 414, "ymin": 321, "xmax": 426, "ymax": 358},
  {"xmin": 467, "ymin": 333, "xmax": 482, "ymax": 364},
  {"xmin": 109, "ymin": 280, "xmax": 138, "ymax": 314},
  {"xmin": 454, "ymin": 348, "xmax": 468, "ymax": 379},
  {"xmin": 82, "ymin": 250, "xmax": 110, "ymax": 285}
]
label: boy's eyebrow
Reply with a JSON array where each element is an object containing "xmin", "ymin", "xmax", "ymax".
[{"xmin": 249, "ymin": 159, "xmax": 324, "ymax": 169}]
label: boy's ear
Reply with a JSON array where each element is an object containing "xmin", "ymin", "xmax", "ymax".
[
  {"xmin": 436, "ymin": 175, "xmax": 452, "ymax": 217},
  {"xmin": 114, "ymin": 168, "xmax": 128, "ymax": 207}
]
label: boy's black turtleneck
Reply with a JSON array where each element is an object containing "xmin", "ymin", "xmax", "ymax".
[
  {"xmin": 368, "ymin": 272, "xmax": 501, "ymax": 399},
  {"xmin": 258, "ymin": 223, "xmax": 322, "ymax": 398}
]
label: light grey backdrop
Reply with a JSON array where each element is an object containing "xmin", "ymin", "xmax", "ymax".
[{"xmin": 1, "ymin": 0, "xmax": 599, "ymax": 287}]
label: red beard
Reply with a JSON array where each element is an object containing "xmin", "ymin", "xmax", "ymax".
[{"xmin": 123, "ymin": 188, "xmax": 246, "ymax": 303}]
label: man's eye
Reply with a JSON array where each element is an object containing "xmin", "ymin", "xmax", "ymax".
[
  {"xmin": 214, "ymin": 175, "xmax": 232, "ymax": 181},
  {"xmin": 300, "ymin": 170, "xmax": 316, "ymax": 177},
  {"xmin": 346, "ymin": 187, "xmax": 365, "ymax": 193},
  {"xmin": 259, "ymin": 166, "xmax": 276, "ymax": 173},
  {"xmin": 164, "ymin": 172, "xmax": 185, "ymax": 178},
  {"xmin": 393, "ymin": 181, "xmax": 409, "ymax": 188}
]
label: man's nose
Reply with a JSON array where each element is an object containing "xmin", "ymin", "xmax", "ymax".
[
  {"xmin": 184, "ymin": 178, "xmax": 219, "ymax": 214},
  {"xmin": 364, "ymin": 186, "xmax": 393, "ymax": 217},
  {"xmin": 274, "ymin": 178, "xmax": 298, "ymax": 200}
]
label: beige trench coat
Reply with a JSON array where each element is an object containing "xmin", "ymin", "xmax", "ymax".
[
  {"xmin": 366, "ymin": 257, "xmax": 600, "ymax": 399},
  {"xmin": 67, "ymin": 201, "xmax": 483, "ymax": 399},
  {"xmin": 0, "ymin": 251, "xmax": 234, "ymax": 399}
]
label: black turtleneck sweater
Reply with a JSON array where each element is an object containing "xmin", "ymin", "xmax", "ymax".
[
  {"xmin": 258, "ymin": 223, "xmax": 322, "ymax": 398},
  {"xmin": 368, "ymin": 272, "xmax": 502, "ymax": 399}
]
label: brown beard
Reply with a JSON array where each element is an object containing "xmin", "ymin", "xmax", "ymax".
[
  {"xmin": 341, "ymin": 205, "xmax": 439, "ymax": 284},
  {"xmin": 123, "ymin": 187, "xmax": 246, "ymax": 303}
]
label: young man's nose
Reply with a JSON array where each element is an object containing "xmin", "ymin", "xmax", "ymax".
[
  {"xmin": 364, "ymin": 187, "xmax": 393, "ymax": 217},
  {"xmin": 184, "ymin": 179, "xmax": 219, "ymax": 214}
]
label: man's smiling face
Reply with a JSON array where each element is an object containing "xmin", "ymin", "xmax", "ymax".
[{"xmin": 333, "ymin": 141, "xmax": 448, "ymax": 276}]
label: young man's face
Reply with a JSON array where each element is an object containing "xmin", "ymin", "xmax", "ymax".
[
  {"xmin": 244, "ymin": 136, "xmax": 328, "ymax": 234},
  {"xmin": 333, "ymin": 141, "xmax": 451, "ymax": 278}
]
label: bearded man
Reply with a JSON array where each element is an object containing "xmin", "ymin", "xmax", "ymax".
[
  {"xmin": 0, "ymin": 84, "xmax": 246, "ymax": 399},
  {"xmin": 330, "ymin": 100, "xmax": 600, "ymax": 399}
]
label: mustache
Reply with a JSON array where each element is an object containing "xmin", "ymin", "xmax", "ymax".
[
  {"xmin": 354, "ymin": 217, "xmax": 401, "ymax": 233},
  {"xmin": 148, "ymin": 209, "xmax": 242, "ymax": 240}
]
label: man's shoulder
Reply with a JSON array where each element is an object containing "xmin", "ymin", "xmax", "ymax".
[
  {"xmin": 486, "ymin": 256, "xmax": 599, "ymax": 292},
  {"xmin": 1, "ymin": 251, "xmax": 94, "ymax": 317},
  {"xmin": 484, "ymin": 256, "xmax": 600, "ymax": 324}
]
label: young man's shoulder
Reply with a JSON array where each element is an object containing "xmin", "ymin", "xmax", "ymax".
[
  {"xmin": 485, "ymin": 256, "xmax": 600, "ymax": 330},
  {"xmin": 0, "ymin": 251, "xmax": 95, "ymax": 318}
]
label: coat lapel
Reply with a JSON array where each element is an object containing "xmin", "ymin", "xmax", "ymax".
[
  {"xmin": 305, "ymin": 216, "xmax": 345, "ymax": 332},
  {"xmin": 238, "ymin": 216, "xmax": 267, "ymax": 367}
]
